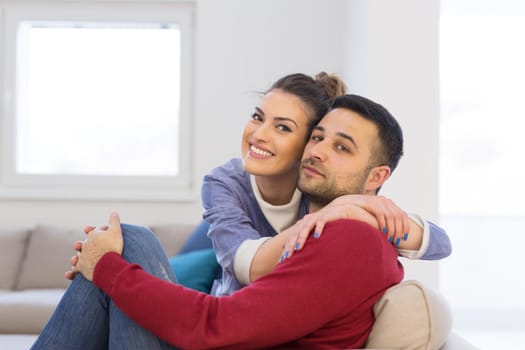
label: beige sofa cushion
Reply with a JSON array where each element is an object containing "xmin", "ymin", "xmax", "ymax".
[
  {"xmin": 366, "ymin": 280, "xmax": 453, "ymax": 350},
  {"xmin": 12, "ymin": 223, "xmax": 194, "ymax": 291},
  {"xmin": 149, "ymin": 224, "xmax": 197, "ymax": 257},
  {"xmin": 16, "ymin": 226, "xmax": 83, "ymax": 290},
  {"xmin": 0, "ymin": 229, "xmax": 30, "ymax": 289},
  {"xmin": 0, "ymin": 289, "xmax": 64, "ymax": 333}
]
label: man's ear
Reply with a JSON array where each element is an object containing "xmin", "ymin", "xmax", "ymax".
[{"xmin": 364, "ymin": 165, "xmax": 391, "ymax": 194}]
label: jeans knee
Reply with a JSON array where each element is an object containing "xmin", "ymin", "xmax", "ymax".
[
  {"xmin": 119, "ymin": 223, "xmax": 174, "ymax": 281},
  {"xmin": 121, "ymin": 223, "xmax": 155, "ymax": 240},
  {"xmin": 121, "ymin": 223, "xmax": 164, "ymax": 255}
]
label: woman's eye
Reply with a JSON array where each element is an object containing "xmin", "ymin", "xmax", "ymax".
[
  {"xmin": 277, "ymin": 125, "xmax": 292, "ymax": 132},
  {"xmin": 311, "ymin": 135, "xmax": 322, "ymax": 142},
  {"xmin": 251, "ymin": 113, "xmax": 263, "ymax": 122}
]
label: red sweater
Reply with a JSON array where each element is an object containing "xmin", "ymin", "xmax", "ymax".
[{"xmin": 94, "ymin": 219, "xmax": 403, "ymax": 350}]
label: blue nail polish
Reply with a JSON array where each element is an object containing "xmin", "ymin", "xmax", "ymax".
[
  {"xmin": 388, "ymin": 236, "xmax": 393, "ymax": 243},
  {"xmin": 295, "ymin": 242, "xmax": 300, "ymax": 250},
  {"xmin": 403, "ymin": 233, "xmax": 409, "ymax": 241},
  {"xmin": 395, "ymin": 237, "xmax": 401, "ymax": 247},
  {"xmin": 284, "ymin": 251, "xmax": 289, "ymax": 258},
  {"xmin": 313, "ymin": 232, "xmax": 320, "ymax": 238},
  {"xmin": 382, "ymin": 227, "xmax": 387, "ymax": 234},
  {"xmin": 279, "ymin": 256, "xmax": 283, "ymax": 263}
]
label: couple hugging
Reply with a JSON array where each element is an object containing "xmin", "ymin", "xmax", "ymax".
[{"xmin": 33, "ymin": 72, "xmax": 451, "ymax": 349}]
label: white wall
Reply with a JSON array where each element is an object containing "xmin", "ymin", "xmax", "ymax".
[
  {"xmin": 0, "ymin": 0, "xmax": 441, "ymax": 286},
  {"xmin": 344, "ymin": 0, "xmax": 440, "ymax": 287}
]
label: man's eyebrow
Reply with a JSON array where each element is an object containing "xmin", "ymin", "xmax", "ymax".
[
  {"xmin": 313, "ymin": 125, "xmax": 358, "ymax": 149},
  {"xmin": 337, "ymin": 132, "xmax": 358, "ymax": 150},
  {"xmin": 314, "ymin": 125, "xmax": 359, "ymax": 150}
]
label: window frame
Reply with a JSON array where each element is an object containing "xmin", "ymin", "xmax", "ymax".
[{"xmin": 0, "ymin": 1, "xmax": 195, "ymax": 201}]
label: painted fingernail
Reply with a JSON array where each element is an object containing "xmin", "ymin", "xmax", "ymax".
[
  {"xmin": 313, "ymin": 232, "xmax": 320, "ymax": 238},
  {"xmin": 403, "ymin": 233, "xmax": 409, "ymax": 241},
  {"xmin": 382, "ymin": 227, "xmax": 387, "ymax": 234},
  {"xmin": 284, "ymin": 251, "xmax": 289, "ymax": 258},
  {"xmin": 294, "ymin": 242, "xmax": 300, "ymax": 250},
  {"xmin": 279, "ymin": 256, "xmax": 284, "ymax": 263},
  {"xmin": 388, "ymin": 236, "xmax": 393, "ymax": 243},
  {"xmin": 395, "ymin": 237, "xmax": 401, "ymax": 247}
]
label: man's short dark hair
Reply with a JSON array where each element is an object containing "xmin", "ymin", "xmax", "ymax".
[{"xmin": 331, "ymin": 94, "xmax": 404, "ymax": 172}]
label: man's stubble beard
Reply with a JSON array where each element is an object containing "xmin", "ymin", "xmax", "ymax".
[{"xmin": 298, "ymin": 162, "xmax": 369, "ymax": 208}]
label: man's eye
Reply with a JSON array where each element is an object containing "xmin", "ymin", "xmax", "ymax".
[{"xmin": 336, "ymin": 144, "xmax": 349, "ymax": 152}]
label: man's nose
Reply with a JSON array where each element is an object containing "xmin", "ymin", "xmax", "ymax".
[{"xmin": 308, "ymin": 141, "xmax": 327, "ymax": 161}]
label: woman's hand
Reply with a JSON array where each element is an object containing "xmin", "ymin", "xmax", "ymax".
[
  {"xmin": 280, "ymin": 204, "xmax": 376, "ymax": 261},
  {"xmin": 329, "ymin": 195, "xmax": 409, "ymax": 240},
  {"xmin": 69, "ymin": 212, "xmax": 124, "ymax": 281},
  {"xmin": 280, "ymin": 195, "xmax": 409, "ymax": 261}
]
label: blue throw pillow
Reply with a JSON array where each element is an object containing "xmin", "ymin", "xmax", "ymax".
[
  {"xmin": 178, "ymin": 220, "xmax": 213, "ymax": 254},
  {"xmin": 169, "ymin": 248, "xmax": 220, "ymax": 293}
]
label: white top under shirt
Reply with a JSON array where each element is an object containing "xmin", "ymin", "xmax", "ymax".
[
  {"xmin": 233, "ymin": 175, "xmax": 302, "ymax": 285},
  {"xmin": 234, "ymin": 176, "xmax": 430, "ymax": 285}
]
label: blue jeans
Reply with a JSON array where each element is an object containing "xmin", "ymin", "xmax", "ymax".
[{"xmin": 31, "ymin": 224, "xmax": 179, "ymax": 350}]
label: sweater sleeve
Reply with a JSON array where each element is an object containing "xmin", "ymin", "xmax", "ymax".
[
  {"xmin": 398, "ymin": 214, "xmax": 452, "ymax": 260},
  {"xmin": 233, "ymin": 237, "xmax": 271, "ymax": 285},
  {"xmin": 93, "ymin": 219, "xmax": 404, "ymax": 350},
  {"xmin": 420, "ymin": 220, "xmax": 452, "ymax": 260},
  {"xmin": 201, "ymin": 161, "xmax": 271, "ymax": 285}
]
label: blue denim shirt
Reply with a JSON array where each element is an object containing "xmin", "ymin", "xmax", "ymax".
[{"xmin": 202, "ymin": 158, "xmax": 309, "ymax": 296}]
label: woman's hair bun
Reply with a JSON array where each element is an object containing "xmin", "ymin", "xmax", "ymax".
[{"xmin": 315, "ymin": 72, "xmax": 347, "ymax": 103}]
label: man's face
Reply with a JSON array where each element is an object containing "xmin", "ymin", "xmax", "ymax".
[{"xmin": 297, "ymin": 108, "xmax": 381, "ymax": 206}]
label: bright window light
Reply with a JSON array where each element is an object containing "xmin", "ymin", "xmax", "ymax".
[
  {"xmin": 15, "ymin": 22, "xmax": 181, "ymax": 176},
  {"xmin": 440, "ymin": 11, "xmax": 525, "ymax": 349},
  {"xmin": 440, "ymin": 16, "xmax": 525, "ymax": 217}
]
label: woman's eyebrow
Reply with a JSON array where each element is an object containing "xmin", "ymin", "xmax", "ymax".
[
  {"xmin": 254, "ymin": 107, "xmax": 297, "ymax": 127},
  {"xmin": 254, "ymin": 107, "xmax": 265, "ymax": 115},
  {"xmin": 274, "ymin": 117, "xmax": 298, "ymax": 127}
]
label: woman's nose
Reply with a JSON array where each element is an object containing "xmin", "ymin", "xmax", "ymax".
[{"xmin": 252, "ymin": 123, "xmax": 271, "ymax": 141}]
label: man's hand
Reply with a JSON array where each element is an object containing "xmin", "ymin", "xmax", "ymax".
[
  {"xmin": 72, "ymin": 212, "xmax": 124, "ymax": 281},
  {"xmin": 65, "ymin": 224, "xmax": 110, "ymax": 280}
]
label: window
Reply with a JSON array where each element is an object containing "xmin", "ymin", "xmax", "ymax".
[
  {"xmin": 440, "ymin": 1, "xmax": 525, "ymax": 348},
  {"xmin": 0, "ymin": 2, "xmax": 194, "ymax": 200}
]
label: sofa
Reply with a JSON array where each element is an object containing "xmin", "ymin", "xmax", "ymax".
[{"xmin": 0, "ymin": 223, "xmax": 477, "ymax": 349}]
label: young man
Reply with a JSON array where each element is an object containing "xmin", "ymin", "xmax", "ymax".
[{"xmin": 33, "ymin": 94, "xmax": 446, "ymax": 349}]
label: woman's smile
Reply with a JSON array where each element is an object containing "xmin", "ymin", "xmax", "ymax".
[{"xmin": 248, "ymin": 144, "xmax": 274, "ymax": 158}]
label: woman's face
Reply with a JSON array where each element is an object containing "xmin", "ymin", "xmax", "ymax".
[{"xmin": 241, "ymin": 89, "xmax": 312, "ymax": 177}]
